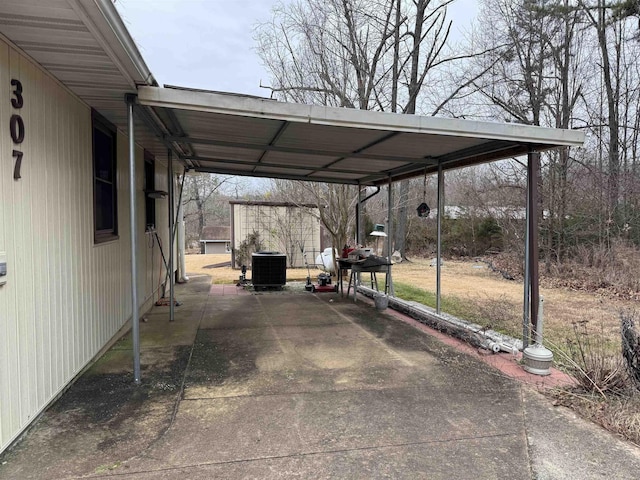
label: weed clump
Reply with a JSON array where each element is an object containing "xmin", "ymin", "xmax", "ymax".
[
  {"xmin": 551, "ymin": 315, "xmax": 640, "ymax": 445},
  {"xmin": 621, "ymin": 310, "xmax": 640, "ymax": 390},
  {"xmin": 559, "ymin": 320, "xmax": 628, "ymax": 395}
]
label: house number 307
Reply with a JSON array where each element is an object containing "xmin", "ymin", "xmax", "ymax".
[{"xmin": 11, "ymin": 78, "xmax": 24, "ymax": 180}]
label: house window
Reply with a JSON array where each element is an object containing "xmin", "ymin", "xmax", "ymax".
[
  {"xmin": 144, "ymin": 151, "xmax": 156, "ymax": 230},
  {"xmin": 92, "ymin": 111, "xmax": 118, "ymax": 243}
]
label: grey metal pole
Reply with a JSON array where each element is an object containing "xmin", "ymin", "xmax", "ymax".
[
  {"xmin": 168, "ymin": 149, "xmax": 175, "ymax": 322},
  {"xmin": 522, "ymin": 160, "xmax": 531, "ymax": 349},
  {"xmin": 356, "ymin": 183, "xmax": 362, "ymax": 246},
  {"xmin": 387, "ymin": 177, "xmax": 394, "ymax": 296},
  {"xmin": 387, "ymin": 177, "xmax": 392, "ymax": 260},
  {"xmin": 528, "ymin": 151, "xmax": 541, "ymax": 339},
  {"xmin": 127, "ymin": 95, "xmax": 141, "ymax": 384},
  {"xmin": 436, "ymin": 163, "xmax": 443, "ymax": 314}
]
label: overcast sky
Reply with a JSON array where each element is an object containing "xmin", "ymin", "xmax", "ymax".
[{"xmin": 115, "ymin": 0, "xmax": 479, "ymax": 97}]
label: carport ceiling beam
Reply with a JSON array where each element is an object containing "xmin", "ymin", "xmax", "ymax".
[
  {"xmin": 163, "ymin": 135, "xmax": 440, "ymax": 165},
  {"xmin": 253, "ymin": 122, "xmax": 289, "ymax": 173},
  {"xmin": 134, "ymin": 104, "xmax": 190, "ymax": 160},
  {"xmin": 358, "ymin": 140, "xmax": 539, "ymax": 185},
  {"xmin": 184, "ymin": 155, "xmax": 378, "ymax": 176},
  {"xmin": 320, "ymin": 131, "xmax": 400, "ymax": 169},
  {"xmin": 193, "ymin": 166, "xmax": 363, "ymax": 185}
]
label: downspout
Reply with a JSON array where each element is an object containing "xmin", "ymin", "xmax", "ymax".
[
  {"xmin": 126, "ymin": 94, "xmax": 141, "ymax": 384},
  {"xmin": 356, "ymin": 186, "xmax": 381, "ymax": 246}
]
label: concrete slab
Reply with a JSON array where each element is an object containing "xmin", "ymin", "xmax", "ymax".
[
  {"xmin": 522, "ymin": 389, "xmax": 640, "ymax": 479},
  {"xmin": 124, "ymin": 385, "xmax": 524, "ymax": 470},
  {"xmin": 87, "ymin": 437, "xmax": 530, "ymax": 480},
  {"xmin": 2, "ymin": 279, "xmax": 640, "ymax": 480}
]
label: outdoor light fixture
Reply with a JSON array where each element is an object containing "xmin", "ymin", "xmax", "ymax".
[{"xmin": 369, "ymin": 224, "xmax": 387, "ymax": 256}]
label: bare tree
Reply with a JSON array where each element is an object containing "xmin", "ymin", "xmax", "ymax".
[
  {"xmin": 466, "ymin": 0, "xmax": 588, "ymax": 268},
  {"xmin": 581, "ymin": 0, "xmax": 622, "ymax": 226},
  {"xmin": 256, "ymin": 0, "xmax": 481, "ymax": 258},
  {"xmin": 182, "ymin": 173, "xmax": 232, "ymax": 245},
  {"xmin": 269, "ymin": 178, "xmax": 357, "ymax": 272}
]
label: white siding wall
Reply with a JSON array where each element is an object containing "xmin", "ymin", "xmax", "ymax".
[
  {"xmin": 232, "ymin": 204, "xmax": 321, "ymax": 267},
  {"xmin": 0, "ymin": 39, "xmax": 170, "ymax": 452}
]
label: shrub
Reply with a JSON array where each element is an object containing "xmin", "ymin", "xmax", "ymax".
[
  {"xmin": 558, "ymin": 320, "xmax": 628, "ymax": 396},
  {"xmin": 235, "ymin": 231, "xmax": 263, "ymax": 267}
]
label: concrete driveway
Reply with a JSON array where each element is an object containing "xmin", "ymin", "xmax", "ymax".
[{"xmin": 1, "ymin": 275, "xmax": 639, "ymax": 479}]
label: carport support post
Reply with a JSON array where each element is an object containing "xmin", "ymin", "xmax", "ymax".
[
  {"xmin": 436, "ymin": 163, "xmax": 444, "ymax": 314},
  {"xmin": 387, "ymin": 177, "xmax": 394, "ymax": 295},
  {"xmin": 168, "ymin": 149, "xmax": 175, "ymax": 322},
  {"xmin": 356, "ymin": 183, "xmax": 362, "ymax": 246},
  {"xmin": 126, "ymin": 94, "xmax": 141, "ymax": 384},
  {"xmin": 522, "ymin": 166, "xmax": 531, "ymax": 349},
  {"xmin": 528, "ymin": 151, "xmax": 541, "ymax": 340}
]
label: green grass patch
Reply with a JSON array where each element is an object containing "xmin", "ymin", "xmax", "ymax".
[
  {"xmin": 392, "ymin": 281, "xmax": 478, "ymax": 321},
  {"xmin": 389, "ymin": 281, "xmax": 522, "ymax": 338}
]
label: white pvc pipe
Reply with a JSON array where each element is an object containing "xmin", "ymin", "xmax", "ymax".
[{"xmin": 535, "ymin": 296, "xmax": 545, "ymax": 345}]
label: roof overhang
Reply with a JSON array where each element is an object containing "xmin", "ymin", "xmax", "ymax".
[
  {"xmin": 0, "ymin": 0, "xmax": 169, "ymax": 161},
  {"xmin": 137, "ymin": 85, "xmax": 585, "ymax": 186}
]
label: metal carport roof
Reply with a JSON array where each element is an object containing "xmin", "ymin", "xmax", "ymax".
[{"xmin": 136, "ymin": 84, "xmax": 585, "ymax": 186}]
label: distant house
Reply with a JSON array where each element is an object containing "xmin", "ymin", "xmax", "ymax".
[{"xmin": 200, "ymin": 226, "xmax": 231, "ymax": 254}]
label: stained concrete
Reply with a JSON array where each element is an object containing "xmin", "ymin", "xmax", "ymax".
[{"xmin": 1, "ymin": 276, "xmax": 640, "ymax": 479}]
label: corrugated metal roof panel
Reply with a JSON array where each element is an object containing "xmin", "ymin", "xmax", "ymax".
[{"xmin": 137, "ymin": 86, "xmax": 585, "ymax": 185}]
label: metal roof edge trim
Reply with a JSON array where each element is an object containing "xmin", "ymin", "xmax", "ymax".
[
  {"xmin": 229, "ymin": 200, "xmax": 319, "ymax": 208},
  {"xmin": 69, "ymin": 0, "xmax": 157, "ymax": 87},
  {"xmin": 137, "ymin": 86, "xmax": 585, "ymax": 147}
]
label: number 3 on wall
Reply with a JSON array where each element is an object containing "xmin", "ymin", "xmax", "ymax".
[
  {"xmin": 11, "ymin": 79, "xmax": 24, "ymax": 180},
  {"xmin": 11, "ymin": 79, "xmax": 23, "ymax": 108}
]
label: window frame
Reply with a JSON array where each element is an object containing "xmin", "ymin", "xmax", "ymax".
[{"xmin": 92, "ymin": 110, "xmax": 118, "ymax": 244}]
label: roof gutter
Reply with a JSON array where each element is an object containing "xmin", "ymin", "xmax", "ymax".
[{"xmin": 93, "ymin": 0, "xmax": 158, "ymax": 86}]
